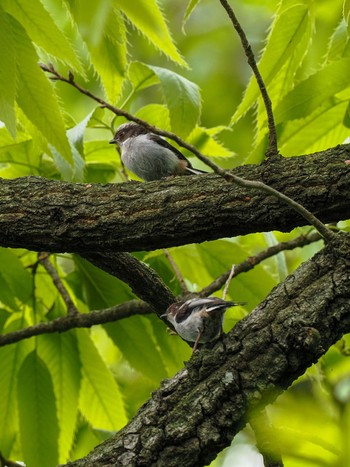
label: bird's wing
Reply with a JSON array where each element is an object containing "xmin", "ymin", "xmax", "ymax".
[{"xmin": 148, "ymin": 134, "xmax": 192, "ymax": 164}]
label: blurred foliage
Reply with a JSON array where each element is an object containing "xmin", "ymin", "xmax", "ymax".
[{"xmin": 0, "ymin": 0, "xmax": 349, "ymax": 465}]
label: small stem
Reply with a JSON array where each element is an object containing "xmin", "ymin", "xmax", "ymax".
[
  {"xmin": 218, "ymin": 0, "xmax": 278, "ymax": 157},
  {"xmin": 38, "ymin": 252, "xmax": 79, "ymax": 315},
  {"xmin": 200, "ymin": 232, "xmax": 322, "ymax": 297},
  {"xmin": 163, "ymin": 249, "xmax": 188, "ymax": 294},
  {"xmin": 222, "ymin": 265, "xmax": 236, "ymax": 300}
]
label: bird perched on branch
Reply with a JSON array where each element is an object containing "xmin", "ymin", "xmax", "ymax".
[
  {"xmin": 109, "ymin": 122, "xmax": 206, "ymax": 181},
  {"xmin": 163, "ymin": 297, "xmax": 245, "ymax": 352}
]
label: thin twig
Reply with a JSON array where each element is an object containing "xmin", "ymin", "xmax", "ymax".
[
  {"xmin": 0, "ymin": 233, "xmax": 323, "ymax": 348},
  {"xmin": 222, "ymin": 264, "xmax": 236, "ymax": 300},
  {"xmin": 163, "ymin": 249, "xmax": 189, "ymax": 294},
  {"xmin": 38, "ymin": 252, "xmax": 79, "ymax": 315},
  {"xmin": 0, "ymin": 300, "xmax": 154, "ymax": 348},
  {"xmin": 200, "ymin": 232, "xmax": 322, "ymax": 297},
  {"xmin": 218, "ymin": 0, "xmax": 278, "ymax": 157},
  {"xmin": 39, "ymin": 64, "xmax": 336, "ymax": 242}
]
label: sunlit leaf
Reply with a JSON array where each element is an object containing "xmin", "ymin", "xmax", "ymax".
[
  {"xmin": 10, "ymin": 16, "xmax": 72, "ymax": 162},
  {"xmin": 117, "ymin": 0, "xmax": 187, "ymax": 67},
  {"xmin": 18, "ymin": 351, "xmax": 59, "ymax": 467},
  {"xmin": 78, "ymin": 330, "xmax": 127, "ymax": 430},
  {"xmin": 232, "ymin": 3, "xmax": 311, "ymax": 124},
  {"xmin": 149, "ymin": 65, "xmax": 201, "ymax": 137},
  {"xmin": 37, "ymin": 332, "xmax": 81, "ymax": 463},
  {"xmin": 2, "ymin": 0, "xmax": 82, "ymax": 72},
  {"xmin": 0, "ymin": 7, "xmax": 16, "ymax": 137},
  {"xmin": 274, "ymin": 58, "xmax": 350, "ymax": 122}
]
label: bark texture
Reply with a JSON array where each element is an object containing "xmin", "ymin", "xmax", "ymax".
[
  {"xmin": 0, "ymin": 145, "xmax": 349, "ymax": 253},
  {"xmin": 65, "ymin": 234, "xmax": 350, "ymax": 467}
]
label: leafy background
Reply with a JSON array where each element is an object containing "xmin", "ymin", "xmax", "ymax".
[{"xmin": 0, "ymin": 0, "xmax": 350, "ymax": 465}]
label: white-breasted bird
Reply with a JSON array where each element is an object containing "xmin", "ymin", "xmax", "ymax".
[
  {"xmin": 109, "ymin": 122, "xmax": 206, "ymax": 181},
  {"xmin": 163, "ymin": 297, "xmax": 245, "ymax": 352}
]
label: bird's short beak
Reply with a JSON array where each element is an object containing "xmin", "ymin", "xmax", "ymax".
[
  {"xmin": 160, "ymin": 313, "xmax": 167, "ymax": 319},
  {"xmin": 109, "ymin": 138, "xmax": 116, "ymax": 144}
]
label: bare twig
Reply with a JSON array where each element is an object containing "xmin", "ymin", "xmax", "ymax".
[
  {"xmin": 38, "ymin": 252, "xmax": 79, "ymax": 315},
  {"xmin": 218, "ymin": 0, "xmax": 278, "ymax": 157},
  {"xmin": 222, "ymin": 264, "xmax": 236, "ymax": 300},
  {"xmin": 0, "ymin": 233, "xmax": 323, "ymax": 348},
  {"xmin": 0, "ymin": 300, "xmax": 153, "ymax": 348},
  {"xmin": 200, "ymin": 232, "xmax": 322, "ymax": 297},
  {"xmin": 163, "ymin": 249, "xmax": 189, "ymax": 294},
  {"xmin": 40, "ymin": 64, "xmax": 336, "ymax": 242}
]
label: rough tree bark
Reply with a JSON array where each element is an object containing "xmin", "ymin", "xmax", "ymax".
[
  {"xmin": 64, "ymin": 234, "xmax": 350, "ymax": 466},
  {"xmin": 2, "ymin": 145, "xmax": 350, "ymax": 466},
  {"xmin": 0, "ymin": 145, "xmax": 349, "ymax": 253}
]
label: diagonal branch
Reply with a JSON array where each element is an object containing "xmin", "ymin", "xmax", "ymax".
[
  {"xmin": 63, "ymin": 234, "xmax": 350, "ymax": 467},
  {"xmin": 39, "ymin": 64, "xmax": 335, "ymax": 242},
  {"xmin": 200, "ymin": 232, "xmax": 323, "ymax": 297},
  {"xmin": 218, "ymin": 0, "xmax": 278, "ymax": 157},
  {"xmin": 38, "ymin": 252, "xmax": 79, "ymax": 315}
]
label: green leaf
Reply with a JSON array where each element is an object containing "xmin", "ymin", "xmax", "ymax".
[
  {"xmin": 274, "ymin": 58, "xmax": 350, "ymax": 122},
  {"xmin": 117, "ymin": 0, "xmax": 188, "ymax": 67},
  {"xmin": 231, "ymin": 3, "xmax": 311, "ymax": 124},
  {"xmin": 2, "ymin": 0, "xmax": 82, "ymax": 73},
  {"xmin": 0, "ymin": 249, "xmax": 32, "ymax": 304},
  {"xmin": 18, "ymin": 351, "xmax": 59, "ymax": 467},
  {"xmin": 10, "ymin": 15, "xmax": 72, "ymax": 163},
  {"xmin": 88, "ymin": 9, "xmax": 127, "ymax": 101},
  {"xmin": 104, "ymin": 315, "xmax": 169, "ymax": 381},
  {"xmin": 279, "ymin": 99, "xmax": 349, "ymax": 155},
  {"xmin": 0, "ymin": 318, "xmax": 32, "ymax": 456},
  {"xmin": 0, "ymin": 7, "xmax": 16, "ymax": 137},
  {"xmin": 135, "ymin": 104, "xmax": 171, "ymax": 129},
  {"xmin": 128, "ymin": 61, "xmax": 159, "ymax": 93},
  {"xmin": 149, "ymin": 65, "xmax": 202, "ymax": 137},
  {"xmin": 182, "ymin": 0, "xmax": 201, "ymax": 32},
  {"xmin": 37, "ymin": 332, "xmax": 81, "ymax": 463},
  {"xmin": 77, "ymin": 330, "xmax": 127, "ymax": 430}
]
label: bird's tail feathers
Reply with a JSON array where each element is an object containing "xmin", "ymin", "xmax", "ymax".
[{"xmin": 186, "ymin": 167, "xmax": 207, "ymax": 175}]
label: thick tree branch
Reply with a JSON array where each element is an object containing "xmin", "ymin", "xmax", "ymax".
[
  {"xmin": 64, "ymin": 233, "xmax": 350, "ymax": 467},
  {"xmin": 0, "ymin": 146, "xmax": 349, "ymax": 253},
  {"xmin": 40, "ymin": 64, "xmax": 333, "ymax": 241}
]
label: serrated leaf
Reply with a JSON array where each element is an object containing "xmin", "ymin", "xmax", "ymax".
[
  {"xmin": 88, "ymin": 9, "xmax": 127, "ymax": 101},
  {"xmin": 117, "ymin": 0, "xmax": 187, "ymax": 67},
  {"xmin": 0, "ymin": 7, "xmax": 16, "ymax": 137},
  {"xmin": 0, "ymin": 248, "xmax": 32, "ymax": 304},
  {"xmin": 37, "ymin": 332, "xmax": 81, "ymax": 463},
  {"xmin": 149, "ymin": 65, "xmax": 201, "ymax": 137},
  {"xmin": 274, "ymin": 58, "xmax": 350, "ymax": 122},
  {"xmin": 2, "ymin": 0, "xmax": 82, "ymax": 73},
  {"xmin": 18, "ymin": 351, "xmax": 59, "ymax": 467},
  {"xmin": 182, "ymin": 0, "xmax": 201, "ymax": 32},
  {"xmin": 188, "ymin": 126, "xmax": 232, "ymax": 157},
  {"xmin": 231, "ymin": 3, "xmax": 310, "ymax": 124},
  {"xmin": 10, "ymin": 16, "xmax": 72, "ymax": 162},
  {"xmin": 279, "ymin": 99, "xmax": 349, "ymax": 155},
  {"xmin": 0, "ymin": 317, "xmax": 32, "ymax": 456},
  {"xmin": 77, "ymin": 330, "xmax": 127, "ymax": 430},
  {"xmin": 128, "ymin": 61, "xmax": 160, "ymax": 93},
  {"xmin": 135, "ymin": 104, "xmax": 171, "ymax": 129}
]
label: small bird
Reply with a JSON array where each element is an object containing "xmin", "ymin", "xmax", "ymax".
[
  {"xmin": 109, "ymin": 122, "xmax": 206, "ymax": 181},
  {"xmin": 163, "ymin": 297, "xmax": 245, "ymax": 352}
]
